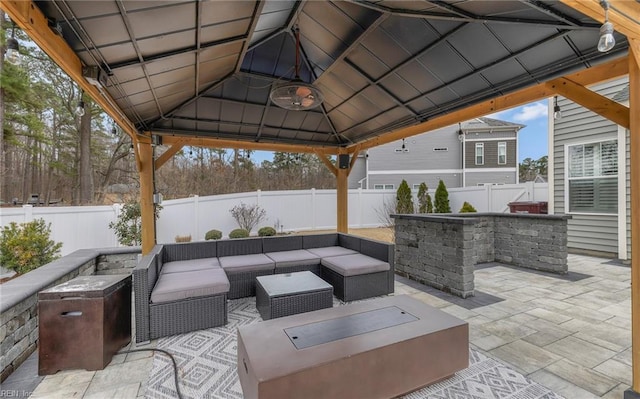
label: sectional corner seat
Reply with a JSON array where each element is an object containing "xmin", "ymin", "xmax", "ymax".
[{"xmin": 133, "ymin": 233, "xmax": 395, "ymax": 343}]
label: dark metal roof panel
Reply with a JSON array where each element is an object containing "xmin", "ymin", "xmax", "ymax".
[{"xmin": 31, "ymin": 0, "xmax": 629, "ymax": 148}]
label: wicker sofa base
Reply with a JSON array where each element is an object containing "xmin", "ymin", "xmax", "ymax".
[
  {"xmin": 226, "ymin": 269, "xmax": 274, "ymax": 299},
  {"xmin": 149, "ymin": 293, "xmax": 227, "ymax": 340},
  {"xmin": 275, "ymin": 263, "xmax": 322, "ymax": 276},
  {"xmin": 322, "ymin": 267, "xmax": 390, "ymax": 302}
]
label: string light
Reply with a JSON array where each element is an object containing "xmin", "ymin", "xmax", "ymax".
[
  {"xmin": 597, "ymin": 1, "xmax": 615, "ymax": 53},
  {"xmin": 553, "ymin": 96, "xmax": 562, "ymax": 120}
]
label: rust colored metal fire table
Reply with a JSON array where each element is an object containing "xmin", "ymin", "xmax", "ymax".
[
  {"xmin": 237, "ymin": 294, "xmax": 469, "ymax": 399},
  {"xmin": 38, "ymin": 274, "xmax": 131, "ymax": 375}
]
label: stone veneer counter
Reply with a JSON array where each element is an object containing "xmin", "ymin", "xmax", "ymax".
[{"xmin": 391, "ymin": 213, "xmax": 571, "ymax": 298}]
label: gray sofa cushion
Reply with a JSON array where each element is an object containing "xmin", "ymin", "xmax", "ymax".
[
  {"xmin": 306, "ymin": 246, "xmax": 357, "ymax": 258},
  {"xmin": 150, "ymin": 268, "xmax": 230, "ymax": 303},
  {"xmin": 160, "ymin": 258, "xmax": 220, "ymax": 274},
  {"xmin": 219, "ymin": 254, "xmax": 275, "ymax": 273},
  {"xmin": 321, "ymin": 253, "xmax": 390, "ymax": 276},
  {"xmin": 265, "ymin": 250, "xmax": 321, "ymax": 269}
]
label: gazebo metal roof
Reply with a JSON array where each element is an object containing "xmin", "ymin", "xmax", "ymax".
[{"xmin": 30, "ymin": 0, "xmax": 627, "ymax": 149}]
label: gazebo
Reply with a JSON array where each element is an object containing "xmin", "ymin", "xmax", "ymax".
[{"xmin": 3, "ymin": 1, "xmax": 640, "ymax": 396}]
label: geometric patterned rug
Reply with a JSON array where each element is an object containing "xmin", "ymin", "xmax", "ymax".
[{"xmin": 146, "ymin": 297, "xmax": 565, "ymax": 399}]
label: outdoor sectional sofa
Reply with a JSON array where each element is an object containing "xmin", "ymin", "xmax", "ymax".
[{"xmin": 133, "ymin": 233, "xmax": 395, "ymax": 343}]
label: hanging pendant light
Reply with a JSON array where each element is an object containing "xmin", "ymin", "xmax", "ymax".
[
  {"xmin": 5, "ymin": 21, "xmax": 20, "ymax": 66},
  {"xmin": 597, "ymin": 1, "xmax": 615, "ymax": 53},
  {"xmin": 553, "ymin": 96, "xmax": 562, "ymax": 120},
  {"xmin": 269, "ymin": 26, "xmax": 324, "ymax": 111}
]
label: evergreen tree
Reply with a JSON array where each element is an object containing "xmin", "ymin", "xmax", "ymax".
[
  {"xmin": 395, "ymin": 179, "xmax": 414, "ymax": 214},
  {"xmin": 426, "ymin": 193, "xmax": 433, "ymax": 213},
  {"xmin": 417, "ymin": 182, "xmax": 428, "ymax": 213},
  {"xmin": 434, "ymin": 180, "xmax": 451, "ymax": 213}
]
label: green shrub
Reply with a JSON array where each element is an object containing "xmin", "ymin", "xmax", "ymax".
[
  {"xmin": 205, "ymin": 229, "xmax": 222, "ymax": 240},
  {"xmin": 417, "ymin": 182, "xmax": 428, "ymax": 213},
  {"xmin": 426, "ymin": 193, "xmax": 433, "ymax": 213},
  {"xmin": 395, "ymin": 179, "xmax": 414, "ymax": 214},
  {"xmin": 0, "ymin": 219, "xmax": 62, "ymax": 275},
  {"xmin": 258, "ymin": 226, "xmax": 276, "ymax": 237},
  {"xmin": 229, "ymin": 228, "xmax": 250, "ymax": 239},
  {"xmin": 459, "ymin": 201, "xmax": 477, "ymax": 213},
  {"xmin": 434, "ymin": 180, "xmax": 451, "ymax": 213},
  {"xmin": 109, "ymin": 200, "xmax": 162, "ymax": 246}
]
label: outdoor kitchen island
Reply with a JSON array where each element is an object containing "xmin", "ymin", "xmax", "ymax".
[{"xmin": 237, "ymin": 295, "xmax": 468, "ymax": 399}]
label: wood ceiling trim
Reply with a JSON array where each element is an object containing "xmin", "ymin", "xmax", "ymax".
[
  {"xmin": 1, "ymin": 0, "xmax": 140, "ymax": 140},
  {"xmin": 561, "ymin": 0, "xmax": 640, "ymax": 41},
  {"xmin": 154, "ymin": 141, "xmax": 186, "ymax": 170},
  {"xmin": 348, "ymin": 55, "xmax": 629, "ymax": 153},
  {"xmin": 547, "ymin": 77, "xmax": 629, "ymax": 129},
  {"xmin": 161, "ymin": 135, "xmax": 339, "ymax": 155}
]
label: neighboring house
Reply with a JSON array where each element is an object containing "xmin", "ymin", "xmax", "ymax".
[
  {"xmin": 348, "ymin": 118, "xmax": 524, "ymax": 190},
  {"xmin": 549, "ymin": 77, "xmax": 630, "ymax": 260}
]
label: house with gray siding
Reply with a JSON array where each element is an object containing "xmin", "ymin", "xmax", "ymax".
[
  {"xmin": 348, "ymin": 118, "xmax": 523, "ymax": 190},
  {"xmin": 550, "ymin": 77, "xmax": 630, "ymax": 260}
]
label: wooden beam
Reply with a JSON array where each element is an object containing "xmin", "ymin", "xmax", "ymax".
[
  {"xmin": 161, "ymin": 135, "xmax": 338, "ymax": 155},
  {"xmin": 1, "ymin": 0, "xmax": 139, "ymax": 140},
  {"xmin": 629, "ymin": 39, "xmax": 640, "ymax": 395},
  {"xmin": 155, "ymin": 142, "xmax": 185, "ymax": 170},
  {"xmin": 336, "ymin": 168, "xmax": 348, "ymax": 233},
  {"xmin": 349, "ymin": 150, "xmax": 360, "ymax": 173},
  {"xmin": 562, "ymin": 0, "xmax": 640, "ymax": 41},
  {"xmin": 316, "ymin": 152, "xmax": 337, "ymax": 176},
  {"xmin": 546, "ymin": 77, "xmax": 630, "ymax": 128},
  {"xmin": 631, "ymin": 37, "xmax": 640, "ymax": 69},
  {"xmin": 138, "ymin": 141, "xmax": 156, "ymax": 255},
  {"xmin": 348, "ymin": 56, "xmax": 629, "ymax": 152}
]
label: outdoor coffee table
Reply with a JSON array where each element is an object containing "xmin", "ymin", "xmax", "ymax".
[{"xmin": 255, "ymin": 271, "xmax": 333, "ymax": 320}]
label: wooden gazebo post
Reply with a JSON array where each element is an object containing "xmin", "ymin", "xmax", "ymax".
[
  {"xmin": 629, "ymin": 38, "xmax": 640, "ymax": 398},
  {"xmin": 134, "ymin": 135, "xmax": 156, "ymax": 255}
]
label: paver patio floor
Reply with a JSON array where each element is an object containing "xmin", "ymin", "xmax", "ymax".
[{"xmin": 2, "ymin": 254, "xmax": 631, "ymax": 398}]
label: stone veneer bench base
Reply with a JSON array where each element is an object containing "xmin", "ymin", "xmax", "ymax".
[{"xmin": 237, "ymin": 295, "xmax": 468, "ymax": 399}]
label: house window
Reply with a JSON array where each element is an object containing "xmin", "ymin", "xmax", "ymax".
[
  {"xmin": 567, "ymin": 140, "xmax": 617, "ymax": 213},
  {"xmin": 373, "ymin": 184, "xmax": 395, "ymax": 190},
  {"xmin": 475, "ymin": 143, "xmax": 484, "ymax": 165},
  {"xmin": 498, "ymin": 142, "xmax": 507, "ymax": 164}
]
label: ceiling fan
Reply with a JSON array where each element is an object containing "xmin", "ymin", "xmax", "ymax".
[{"xmin": 269, "ymin": 26, "xmax": 324, "ymax": 111}]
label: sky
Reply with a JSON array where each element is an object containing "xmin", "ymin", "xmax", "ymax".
[
  {"xmin": 487, "ymin": 100, "xmax": 549, "ymax": 162},
  {"xmin": 249, "ymin": 100, "xmax": 550, "ymax": 164}
]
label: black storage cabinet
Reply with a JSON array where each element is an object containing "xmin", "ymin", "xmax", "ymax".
[{"xmin": 38, "ymin": 274, "xmax": 132, "ymax": 375}]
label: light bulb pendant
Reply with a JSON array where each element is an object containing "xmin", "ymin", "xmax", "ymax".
[
  {"xmin": 5, "ymin": 38, "xmax": 20, "ymax": 66},
  {"xmin": 553, "ymin": 109, "xmax": 562, "ymax": 120},
  {"xmin": 597, "ymin": 21, "xmax": 615, "ymax": 53},
  {"xmin": 76, "ymin": 101, "xmax": 86, "ymax": 117}
]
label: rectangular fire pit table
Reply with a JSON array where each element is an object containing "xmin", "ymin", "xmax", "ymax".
[
  {"xmin": 38, "ymin": 274, "xmax": 132, "ymax": 375},
  {"xmin": 238, "ymin": 295, "xmax": 468, "ymax": 399},
  {"xmin": 255, "ymin": 271, "xmax": 333, "ymax": 320}
]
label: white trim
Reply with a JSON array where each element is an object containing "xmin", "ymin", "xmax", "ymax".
[
  {"xmin": 368, "ymin": 169, "xmax": 463, "ymax": 175},
  {"xmin": 564, "ymin": 139, "xmax": 618, "ymax": 214},
  {"xmin": 368, "ymin": 167, "xmax": 516, "ymax": 175},
  {"xmin": 475, "ymin": 143, "xmax": 484, "ymax": 165},
  {"xmin": 465, "ymin": 137, "xmax": 516, "ymax": 142},
  {"xmin": 617, "ymin": 125, "xmax": 627, "ymax": 259},
  {"xmin": 462, "ymin": 135, "xmax": 466, "ymax": 187},
  {"xmin": 498, "ymin": 141, "xmax": 507, "ymax": 165},
  {"xmin": 548, "ymin": 97, "xmax": 554, "ymax": 213},
  {"xmin": 465, "ymin": 167, "xmax": 517, "ymax": 173}
]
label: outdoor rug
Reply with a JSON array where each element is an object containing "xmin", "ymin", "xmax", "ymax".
[{"xmin": 146, "ymin": 297, "xmax": 564, "ymax": 399}]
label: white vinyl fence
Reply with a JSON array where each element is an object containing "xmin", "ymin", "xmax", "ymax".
[{"xmin": 0, "ymin": 183, "xmax": 547, "ymax": 256}]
